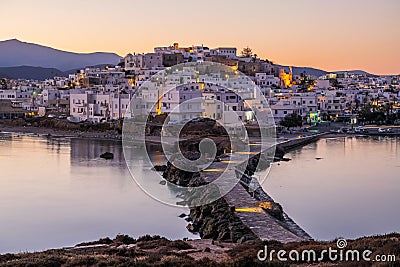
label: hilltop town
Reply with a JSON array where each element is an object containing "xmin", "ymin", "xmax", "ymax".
[{"xmin": 0, "ymin": 43, "xmax": 399, "ymax": 129}]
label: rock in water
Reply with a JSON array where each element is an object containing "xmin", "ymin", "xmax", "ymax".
[
  {"xmin": 100, "ymin": 152, "xmax": 114, "ymax": 160},
  {"xmin": 152, "ymin": 165, "xmax": 167, "ymax": 172}
]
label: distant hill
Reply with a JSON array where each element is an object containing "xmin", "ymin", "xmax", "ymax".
[
  {"xmin": 333, "ymin": 70, "xmax": 376, "ymax": 76},
  {"xmin": 62, "ymin": 64, "xmax": 113, "ymax": 76},
  {"xmin": 0, "ymin": 66, "xmax": 64, "ymax": 80},
  {"xmin": 278, "ymin": 66, "xmax": 328, "ymax": 78},
  {"xmin": 0, "ymin": 39, "xmax": 121, "ymax": 71},
  {"xmin": 0, "ymin": 64, "xmax": 119, "ymax": 81},
  {"xmin": 278, "ymin": 65, "xmax": 377, "ymax": 78}
]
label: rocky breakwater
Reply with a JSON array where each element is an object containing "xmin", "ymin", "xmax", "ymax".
[
  {"xmin": 160, "ymin": 120, "xmax": 311, "ymax": 243},
  {"xmin": 163, "ymin": 150, "xmax": 259, "ymax": 244},
  {"xmin": 160, "ymin": 120, "xmax": 259, "ymax": 243}
]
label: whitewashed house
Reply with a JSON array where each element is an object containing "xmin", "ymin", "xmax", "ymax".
[
  {"xmin": 271, "ymin": 100, "xmax": 302, "ymax": 123},
  {"xmin": 161, "ymin": 83, "xmax": 203, "ymax": 122}
]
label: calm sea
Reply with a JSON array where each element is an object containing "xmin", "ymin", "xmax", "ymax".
[
  {"xmin": 0, "ymin": 133, "xmax": 399, "ymax": 252},
  {"xmin": 264, "ymin": 136, "xmax": 400, "ymax": 240},
  {"xmin": 0, "ymin": 133, "xmax": 193, "ymax": 253}
]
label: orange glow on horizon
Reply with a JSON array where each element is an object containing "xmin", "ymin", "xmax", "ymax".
[{"xmin": 0, "ymin": 0, "xmax": 399, "ymax": 75}]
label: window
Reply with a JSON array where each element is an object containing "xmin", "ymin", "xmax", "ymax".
[{"xmin": 284, "ymin": 111, "xmax": 287, "ymax": 114}]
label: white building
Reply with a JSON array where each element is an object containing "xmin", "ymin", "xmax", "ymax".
[
  {"xmin": 255, "ymin": 73, "xmax": 280, "ymax": 88},
  {"xmin": 321, "ymin": 91, "xmax": 347, "ymax": 114},
  {"xmin": 202, "ymin": 91, "xmax": 223, "ymax": 120},
  {"xmin": 125, "ymin": 53, "xmax": 163, "ymax": 71},
  {"xmin": 161, "ymin": 83, "xmax": 203, "ymax": 122},
  {"xmin": 42, "ymin": 89, "xmax": 60, "ymax": 106},
  {"xmin": 315, "ymin": 79, "xmax": 330, "ymax": 89},
  {"xmin": 110, "ymin": 93, "xmax": 130, "ymax": 120},
  {"xmin": 210, "ymin": 47, "xmax": 237, "ymax": 59},
  {"xmin": 271, "ymin": 100, "xmax": 302, "ymax": 123},
  {"xmin": 70, "ymin": 90, "xmax": 131, "ymax": 122},
  {"xmin": 0, "ymin": 90, "xmax": 16, "ymax": 100},
  {"xmin": 289, "ymin": 93, "xmax": 318, "ymax": 116},
  {"xmin": 70, "ymin": 92, "xmax": 89, "ymax": 122}
]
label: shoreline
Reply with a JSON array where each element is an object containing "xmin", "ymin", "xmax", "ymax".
[
  {"xmin": 2, "ymin": 123, "xmax": 399, "ymax": 143},
  {"xmin": 0, "ymin": 125, "xmax": 123, "ymax": 141}
]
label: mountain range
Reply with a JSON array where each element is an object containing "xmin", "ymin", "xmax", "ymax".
[
  {"xmin": 0, "ymin": 39, "xmax": 379, "ymax": 80},
  {"xmin": 0, "ymin": 66, "xmax": 64, "ymax": 80},
  {"xmin": 0, "ymin": 39, "xmax": 121, "ymax": 72}
]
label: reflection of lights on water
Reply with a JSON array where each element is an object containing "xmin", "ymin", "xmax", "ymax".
[
  {"xmin": 220, "ymin": 160, "xmax": 241, "ymax": 164},
  {"xmin": 249, "ymin": 143, "xmax": 261, "ymax": 146},
  {"xmin": 202, "ymin": 168, "xmax": 224, "ymax": 172}
]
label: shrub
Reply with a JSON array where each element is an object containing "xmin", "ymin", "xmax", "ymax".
[
  {"xmin": 137, "ymin": 235, "xmax": 168, "ymax": 242},
  {"xmin": 113, "ymin": 234, "xmax": 136, "ymax": 245}
]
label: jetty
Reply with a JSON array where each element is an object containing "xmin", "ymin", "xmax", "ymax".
[{"xmin": 200, "ymin": 134, "xmax": 325, "ymax": 243}]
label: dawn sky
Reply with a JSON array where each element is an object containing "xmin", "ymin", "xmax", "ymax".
[{"xmin": 1, "ymin": 0, "xmax": 399, "ymax": 75}]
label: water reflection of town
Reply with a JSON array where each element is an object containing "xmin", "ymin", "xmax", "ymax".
[
  {"xmin": 70, "ymin": 138, "xmax": 125, "ymax": 167},
  {"xmin": 69, "ymin": 138, "xmax": 166, "ymax": 167}
]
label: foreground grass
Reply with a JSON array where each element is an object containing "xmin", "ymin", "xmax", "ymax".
[{"xmin": 1, "ymin": 234, "xmax": 399, "ymax": 266}]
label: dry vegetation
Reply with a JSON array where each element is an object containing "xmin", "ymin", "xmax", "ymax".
[{"xmin": 1, "ymin": 234, "xmax": 399, "ymax": 266}]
